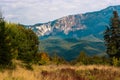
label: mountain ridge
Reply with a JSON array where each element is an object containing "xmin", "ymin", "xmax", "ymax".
[
  {"xmin": 28, "ymin": 5, "xmax": 120, "ymax": 39},
  {"xmin": 26, "ymin": 5, "xmax": 120, "ymax": 60}
]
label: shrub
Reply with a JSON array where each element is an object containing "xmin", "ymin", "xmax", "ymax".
[
  {"xmin": 35, "ymin": 52, "xmax": 50, "ymax": 65},
  {"xmin": 112, "ymin": 57, "xmax": 120, "ymax": 66}
]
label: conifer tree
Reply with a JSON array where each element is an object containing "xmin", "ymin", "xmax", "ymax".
[
  {"xmin": 0, "ymin": 12, "xmax": 12, "ymax": 65},
  {"xmin": 104, "ymin": 11, "xmax": 120, "ymax": 58}
]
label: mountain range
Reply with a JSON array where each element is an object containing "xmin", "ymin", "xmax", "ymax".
[{"xmin": 25, "ymin": 5, "xmax": 120, "ymax": 61}]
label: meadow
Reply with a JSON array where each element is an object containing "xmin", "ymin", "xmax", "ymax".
[{"xmin": 0, "ymin": 61, "xmax": 120, "ymax": 80}]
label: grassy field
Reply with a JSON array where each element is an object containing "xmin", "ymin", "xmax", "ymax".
[{"xmin": 0, "ymin": 62, "xmax": 120, "ymax": 80}]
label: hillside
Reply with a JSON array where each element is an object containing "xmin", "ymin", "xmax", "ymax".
[{"xmin": 40, "ymin": 38, "xmax": 105, "ymax": 61}]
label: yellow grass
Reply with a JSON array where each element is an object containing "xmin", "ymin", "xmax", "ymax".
[{"xmin": 0, "ymin": 62, "xmax": 120, "ymax": 80}]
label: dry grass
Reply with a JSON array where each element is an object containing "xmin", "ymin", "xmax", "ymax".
[{"xmin": 0, "ymin": 63, "xmax": 120, "ymax": 80}]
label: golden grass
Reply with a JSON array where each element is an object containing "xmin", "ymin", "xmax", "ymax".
[{"xmin": 0, "ymin": 63, "xmax": 120, "ymax": 80}]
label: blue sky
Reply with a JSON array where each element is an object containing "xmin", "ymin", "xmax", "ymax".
[{"xmin": 0, "ymin": 0, "xmax": 120, "ymax": 25}]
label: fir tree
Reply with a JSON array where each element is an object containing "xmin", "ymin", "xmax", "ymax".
[
  {"xmin": 0, "ymin": 12, "xmax": 12, "ymax": 65},
  {"xmin": 104, "ymin": 11, "xmax": 120, "ymax": 58}
]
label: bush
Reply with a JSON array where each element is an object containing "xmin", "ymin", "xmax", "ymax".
[
  {"xmin": 112, "ymin": 57, "xmax": 120, "ymax": 67},
  {"xmin": 50, "ymin": 53, "xmax": 67, "ymax": 65},
  {"xmin": 75, "ymin": 51, "xmax": 89, "ymax": 65},
  {"xmin": 35, "ymin": 52, "xmax": 50, "ymax": 65}
]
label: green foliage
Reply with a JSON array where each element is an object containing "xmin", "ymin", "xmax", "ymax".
[
  {"xmin": 35, "ymin": 52, "xmax": 50, "ymax": 65},
  {"xmin": 112, "ymin": 57, "xmax": 120, "ymax": 67},
  {"xmin": 51, "ymin": 53, "xmax": 60, "ymax": 65},
  {"xmin": 51, "ymin": 53, "xmax": 67, "ymax": 65},
  {"xmin": 88, "ymin": 56, "xmax": 110, "ymax": 65},
  {"xmin": 0, "ymin": 17, "xmax": 13, "ymax": 66},
  {"xmin": 73, "ymin": 51, "xmax": 110, "ymax": 65},
  {"xmin": 76, "ymin": 51, "xmax": 89, "ymax": 65},
  {"xmin": 104, "ymin": 11, "xmax": 120, "ymax": 58},
  {"xmin": 0, "ymin": 13, "xmax": 39, "ymax": 67},
  {"xmin": 5, "ymin": 23, "xmax": 19, "ymax": 60},
  {"xmin": 5, "ymin": 23, "xmax": 39, "ymax": 64}
]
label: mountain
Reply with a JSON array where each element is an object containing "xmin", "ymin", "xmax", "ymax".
[
  {"xmin": 27, "ymin": 5, "xmax": 120, "ymax": 60},
  {"xmin": 30, "ymin": 5, "xmax": 120, "ymax": 39}
]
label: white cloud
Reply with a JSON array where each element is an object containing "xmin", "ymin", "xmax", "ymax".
[{"xmin": 0, "ymin": 0, "xmax": 120, "ymax": 24}]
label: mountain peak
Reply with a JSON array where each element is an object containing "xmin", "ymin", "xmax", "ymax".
[
  {"xmin": 102, "ymin": 5, "xmax": 120, "ymax": 12},
  {"xmin": 108, "ymin": 5, "xmax": 120, "ymax": 9}
]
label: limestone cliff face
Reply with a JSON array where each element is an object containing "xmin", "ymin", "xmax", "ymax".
[{"xmin": 34, "ymin": 14, "xmax": 86, "ymax": 37}]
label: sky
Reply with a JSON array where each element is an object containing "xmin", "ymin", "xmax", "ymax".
[{"xmin": 0, "ymin": 0, "xmax": 120, "ymax": 25}]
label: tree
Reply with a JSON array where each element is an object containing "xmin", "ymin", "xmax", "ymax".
[
  {"xmin": 0, "ymin": 11, "xmax": 39, "ymax": 66},
  {"xmin": 76, "ymin": 51, "xmax": 89, "ymax": 65},
  {"xmin": 104, "ymin": 11, "xmax": 120, "ymax": 58},
  {"xmin": 22, "ymin": 28, "xmax": 39, "ymax": 63},
  {"xmin": 51, "ymin": 53, "xmax": 66, "ymax": 65},
  {"xmin": 5, "ymin": 23, "xmax": 39, "ymax": 64},
  {"xmin": 35, "ymin": 52, "xmax": 50, "ymax": 65},
  {"xmin": 0, "ymin": 12, "xmax": 12, "ymax": 65}
]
